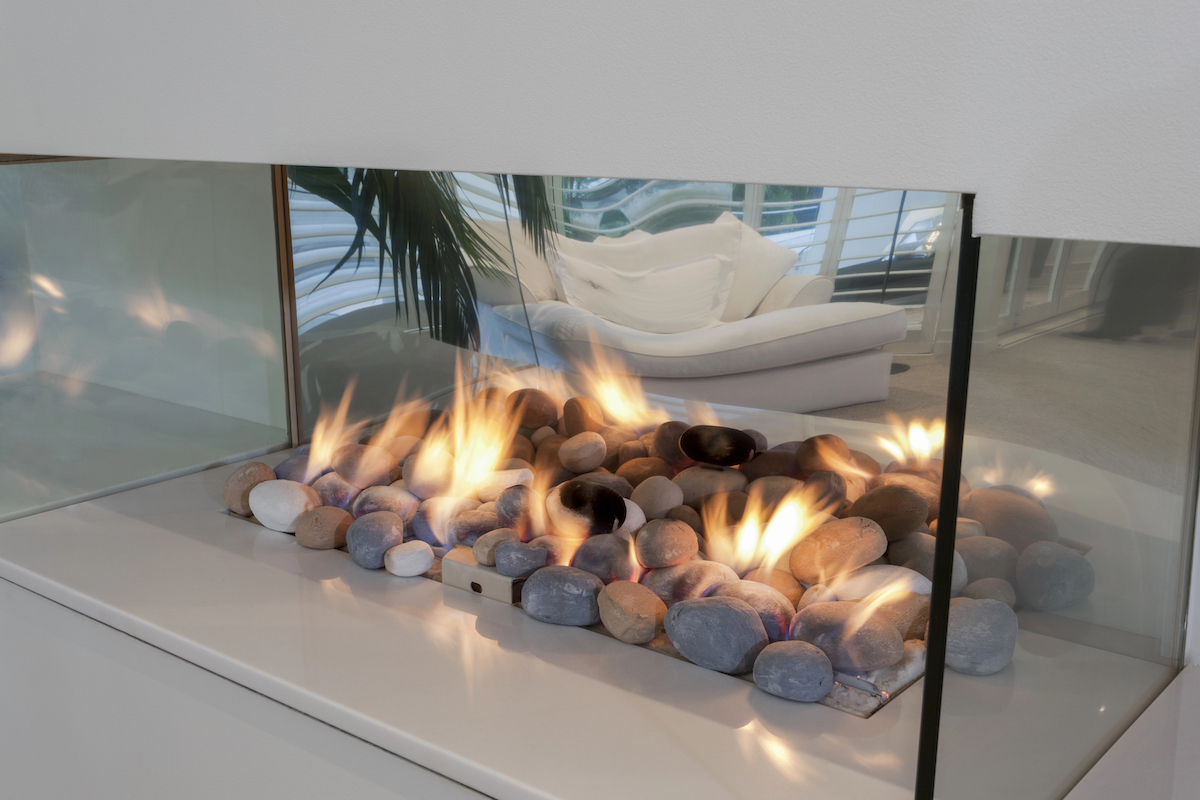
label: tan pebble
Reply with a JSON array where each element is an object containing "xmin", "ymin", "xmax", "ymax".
[
  {"xmin": 222, "ymin": 462, "xmax": 276, "ymax": 516},
  {"xmin": 598, "ymin": 580, "xmax": 667, "ymax": 644},
  {"xmin": 296, "ymin": 506, "xmax": 353, "ymax": 549}
]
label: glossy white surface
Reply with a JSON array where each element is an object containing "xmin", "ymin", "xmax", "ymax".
[
  {"xmin": 0, "ymin": 578, "xmax": 487, "ymax": 800},
  {"xmin": 0, "ymin": 453, "xmax": 1177, "ymax": 800},
  {"xmin": 1065, "ymin": 666, "xmax": 1200, "ymax": 800}
]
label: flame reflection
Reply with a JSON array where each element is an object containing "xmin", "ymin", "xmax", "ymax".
[{"xmin": 877, "ymin": 414, "xmax": 945, "ymax": 466}]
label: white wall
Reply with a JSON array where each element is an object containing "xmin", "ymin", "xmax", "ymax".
[{"xmin": 0, "ymin": 2, "xmax": 1196, "ymax": 248}]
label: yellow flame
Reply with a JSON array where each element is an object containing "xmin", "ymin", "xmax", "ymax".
[
  {"xmin": 572, "ymin": 339, "xmax": 667, "ymax": 430},
  {"xmin": 810, "ymin": 437, "xmax": 872, "ymax": 480},
  {"xmin": 968, "ymin": 456, "xmax": 1057, "ymax": 499},
  {"xmin": 705, "ymin": 489, "xmax": 821, "ymax": 575},
  {"xmin": 306, "ymin": 379, "xmax": 363, "ymax": 482},
  {"xmin": 30, "ymin": 273, "xmax": 64, "ymax": 299},
  {"xmin": 876, "ymin": 414, "xmax": 945, "ymax": 466}
]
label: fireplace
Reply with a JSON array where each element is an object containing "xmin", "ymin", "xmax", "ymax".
[{"xmin": 1, "ymin": 157, "xmax": 1197, "ymax": 799}]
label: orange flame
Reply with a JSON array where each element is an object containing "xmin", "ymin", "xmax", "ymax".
[
  {"xmin": 811, "ymin": 437, "xmax": 873, "ymax": 481},
  {"xmin": 704, "ymin": 488, "xmax": 822, "ymax": 575},
  {"xmin": 306, "ymin": 379, "xmax": 363, "ymax": 482},
  {"xmin": 877, "ymin": 414, "xmax": 945, "ymax": 466},
  {"xmin": 846, "ymin": 584, "xmax": 911, "ymax": 638},
  {"xmin": 572, "ymin": 339, "xmax": 667, "ymax": 430},
  {"xmin": 968, "ymin": 457, "xmax": 1057, "ymax": 499}
]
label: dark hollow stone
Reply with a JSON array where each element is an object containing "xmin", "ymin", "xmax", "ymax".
[
  {"xmin": 521, "ymin": 566, "xmax": 604, "ymax": 626},
  {"xmin": 555, "ymin": 480, "xmax": 627, "ymax": 536},
  {"xmin": 664, "ymin": 596, "xmax": 769, "ymax": 674},
  {"xmin": 650, "ymin": 421, "xmax": 693, "ymax": 469},
  {"xmin": 570, "ymin": 533, "xmax": 639, "ymax": 583},
  {"xmin": 679, "ymin": 425, "xmax": 757, "ymax": 467},
  {"xmin": 572, "ymin": 470, "xmax": 634, "ymax": 499}
]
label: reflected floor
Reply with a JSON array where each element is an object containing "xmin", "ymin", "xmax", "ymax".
[{"xmin": 0, "ymin": 371, "xmax": 287, "ymax": 522}]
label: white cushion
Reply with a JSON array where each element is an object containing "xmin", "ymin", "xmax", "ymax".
[
  {"xmin": 752, "ymin": 274, "xmax": 835, "ymax": 314},
  {"xmin": 470, "ymin": 219, "xmax": 559, "ymax": 302},
  {"xmin": 717, "ymin": 212, "xmax": 801, "ymax": 322},
  {"xmin": 560, "ymin": 212, "xmax": 743, "ymax": 272},
  {"xmin": 553, "ymin": 251, "xmax": 736, "ymax": 334},
  {"xmin": 494, "ymin": 301, "xmax": 907, "ymax": 379}
]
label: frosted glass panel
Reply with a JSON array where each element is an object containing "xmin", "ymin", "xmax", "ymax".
[{"xmin": 0, "ymin": 159, "xmax": 289, "ymax": 521}]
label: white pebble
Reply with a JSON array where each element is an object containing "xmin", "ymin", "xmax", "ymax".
[
  {"xmin": 248, "ymin": 480, "xmax": 321, "ymax": 533},
  {"xmin": 384, "ymin": 541, "xmax": 435, "ymax": 576},
  {"xmin": 559, "ymin": 431, "xmax": 606, "ymax": 472},
  {"xmin": 476, "ymin": 468, "xmax": 535, "ymax": 502},
  {"xmin": 530, "ymin": 426, "xmax": 558, "ymax": 448}
]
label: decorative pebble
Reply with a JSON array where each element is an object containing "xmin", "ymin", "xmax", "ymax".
[
  {"xmin": 384, "ymin": 540, "xmax": 435, "ymax": 577},
  {"xmin": 598, "ymin": 427, "xmax": 639, "ymax": 470},
  {"xmin": 223, "ymin": 462, "xmax": 276, "ymax": 516},
  {"xmin": 380, "ymin": 435, "xmax": 422, "ymax": 461},
  {"xmin": 743, "ymin": 568, "xmax": 804, "ymax": 606},
  {"xmin": 616, "ymin": 457, "xmax": 674, "ymax": 487},
  {"xmin": 771, "ymin": 440, "xmax": 803, "ymax": 452},
  {"xmin": 747, "ymin": 476, "xmax": 801, "ymax": 515},
  {"xmin": 501, "ymin": 458, "xmax": 535, "ymax": 473},
  {"xmin": 944, "ymin": 598, "xmax": 1018, "ymax": 675},
  {"xmin": 495, "ymin": 484, "xmax": 541, "ymax": 536},
  {"xmin": 635, "ymin": 519, "xmax": 700, "ymax": 568},
  {"xmin": 886, "ymin": 532, "xmax": 969, "ymax": 594},
  {"xmin": 473, "ymin": 528, "xmax": 519, "ymax": 566},
  {"xmin": 739, "ymin": 450, "xmax": 793, "ymax": 482},
  {"xmin": 874, "ymin": 590, "xmax": 931, "ymax": 639},
  {"xmin": 533, "ymin": 434, "xmax": 568, "ymax": 472},
  {"xmin": 295, "ymin": 506, "xmax": 353, "ymax": 550},
  {"xmin": 522, "ymin": 566, "xmax": 605, "ymax": 626},
  {"xmin": 742, "ymin": 429, "xmax": 769, "ymax": 451},
  {"xmin": 800, "ymin": 471, "xmax": 846, "ymax": 516},
  {"xmin": 797, "ymin": 584, "xmax": 837, "ymax": 611},
  {"xmin": 753, "ymin": 641, "xmax": 833, "ymax": 702},
  {"xmin": 885, "ymin": 457, "xmax": 944, "ymax": 484},
  {"xmin": 650, "ymin": 421, "xmax": 693, "ymax": 469},
  {"xmin": 615, "ymin": 499, "xmax": 646, "ymax": 540},
  {"xmin": 1016, "ymin": 541, "xmax": 1095, "ymax": 610},
  {"xmin": 598, "ymin": 580, "xmax": 667, "ymax": 644},
  {"xmin": 573, "ymin": 471, "xmax": 634, "ymax": 498},
  {"xmin": 530, "ymin": 426, "xmax": 558, "ymax": 448},
  {"xmin": 528, "ymin": 535, "xmax": 573, "ymax": 565},
  {"xmin": 792, "ymin": 434, "xmax": 852, "ymax": 476},
  {"xmin": 959, "ymin": 487, "xmax": 1059, "ymax": 553},
  {"xmin": 313, "ymin": 472, "xmax": 362, "ymax": 510},
  {"xmin": 273, "ymin": 453, "xmax": 329, "ymax": 485},
  {"xmin": 618, "ymin": 440, "xmax": 649, "ymax": 465},
  {"xmin": 448, "ymin": 509, "xmax": 502, "ymax": 546},
  {"xmin": 640, "ymin": 560, "xmax": 738, "ymax": 606},
  {"xmin": 673, "ymin": 465, "xmax": 748, "ymax": 508},
  {"xmin": 546, "ymin": 481, "xmax": 627, "ymax": 537},
  {"xmin": 845, "ymin": 484, "xmax": 928, "ymax": 541},
  {"xmin": 505, "ymin": 388, "xmax": 558, "ymax": 429},
  {"xmin": 993, "ymin": 483, "xmax": 1043, "ymax": 505},
  {"xmin": 630, "ymin": 475, "xmax": 684, "ymax": 519},
  {"xmin": 955, "ymin": 535, "xmax": 1019, "ymax": 584},
  {"xmin": 788, "ymin": 517, "xmax": 887, "ymax": 585},
  {"xmin": 332, "ymin": 443, "xmax": 401, "ymax": 489},
  {"xmin": 709, "ymin": 580, "xmax": 795, "ymax": 642},
  {"xmin": 476, "ymin": 469, "xmax": 534, "ymax": 503},
  {"xmin": 679, "ymin": 425, "xmax": 757, "ymax": 467},
  {"xmin": 346, "ymin": 511, "xmax": 406, "ymax": 569},
  {"xmin": 508, "ymin": 434, "xmax": 535, "ymax": 464},
  {"xmin": 248, "ymin": 480, "xmax": 322, "ymax": 533},
  {"xmin": 571, "ymin": 533, "xmax": 639, "ymax": 583},
  {"xmin": 558, "ymin": 431, "xmax": 608, "ymax": 473},
  {"xmin": 826, "ymin": 565, "xmax": 932, "ymax": 600},
  {"xmin": 850, "ymin": 450, "xmax": 882, "ymax": 477},
  {"xmin": 961, "ymin": 577, "xmax": 1017, "ymax": 607},
  {"xmin": 867, "ymin": 472, "xmax": 940, "ymax": 523},
  {"xmin": 931, "ymin": 517, "xmax": 986, "ymax": 539},
  {"xmin": 563, "ymin": 396, "xmax": 605, "ymax": 436},
  {"xmin": 665, "ymin": 504, "xmax": 704, "ymax": 534},
  {"xmin": 789, "ymin": 601, "xmax": 905, "ymax": 673},
  {"xmin": 702, "ymin": 492, "xmax": 748, "ymax": 526},
  {"xmin": 664, "ymin": 596, "xmax": 769, "ymax": 674},
  {"xmin": 402, "ymin": 446, "xmax": 458, "ymax": 500},
  {"xmin": 411, "ymin": 497, "xmax": 481, "ymax": 553},
  {"xmin": 495, "ymin": 540, "xmax": 548, "ymax": 577}
]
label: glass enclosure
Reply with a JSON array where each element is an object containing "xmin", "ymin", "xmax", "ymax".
[
  {"xmin": 0, "ymin": 158, "xmax": 290, "ymax": 522},
  {"xmin": 3, "ymin": 157, "xmax": 1198, "ymax": 800}
]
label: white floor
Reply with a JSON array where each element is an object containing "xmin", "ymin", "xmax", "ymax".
[{"xmin": 0, "ymin": 450, "xmax": 1178, "ymax": 800}]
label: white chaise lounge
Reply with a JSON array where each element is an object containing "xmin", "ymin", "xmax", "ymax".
[{"xmin": 473, "ymin": 213, "xmax": 906, "ymax": 413}]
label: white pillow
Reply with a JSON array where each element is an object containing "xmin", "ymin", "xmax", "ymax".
[
  {"xmin": 554, "ymin": 251, "xmax": 735, "ymax": 334},
  {"xmin": 716, "ymin": 211, "xmax": 800, "ymax": 322}
]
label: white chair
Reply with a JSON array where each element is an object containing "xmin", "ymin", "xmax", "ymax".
[{"xmin": 473, "ymin": 213, "xmax": 906, "ymax": 413}]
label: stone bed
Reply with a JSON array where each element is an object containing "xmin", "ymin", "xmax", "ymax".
[{"xmin": 221, "ymin": 386, "xmax": 1096, "ymax": 713}]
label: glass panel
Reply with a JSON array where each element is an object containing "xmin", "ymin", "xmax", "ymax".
[
  {"xmin": 1062, "ymin": 240, "xmax": 1103, "ymax": 297},
  {"xmin": 0, "ymin": 158, "xmax": 289, "ymax": 521},
  {"xmin": 1020, "ymin": 238, "xmax": 1064, "ymax": 312},
  {"xmin": 931, "ymin": 238, "xmax": 1200, "ymax": 799}
]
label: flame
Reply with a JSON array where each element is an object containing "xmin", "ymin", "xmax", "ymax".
[
  {"xmin": 366, "ymin": 379, "xmax": 427, "ymax": 448},
  {"xmin": 421, "ymin": 355, "xmax": 522, "ymax": 499},
  {"xmin": 0, "ymin": 313, "xmax": 36, "ymax": 369},
  {"xmin": 968, "ymin": 457, "xmax": 1057, "ymax": 499},
  {"xmin": 705, "ymin": 488, "xmax": 822, "ymax": 575},
  {"xmin": 877, "ymin": 414, "xmax": 945, "ymax": 466},
  {"xmin": 571, "ymin": 339, "xmax": 667, "ymax": 430},
  {"xmin": 30, "ymin": 273, "xmax": 64, "ymax": 299},
  {"xmin": 306, "ymin": 379, "xmax": 363, "ymax": 482},
  {"xmin": 847, "ymin": 584, "xmax": 910, "ymax": 636},
  {"xmin": 811, "ymin": 437, "xmax": 872, "ymax": 481},
  {"xmin": 626, "ymin": 533, "xmax": 645, "ymax": 583}
]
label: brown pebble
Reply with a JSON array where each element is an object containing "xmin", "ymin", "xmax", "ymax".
[
  {"xmin": 739, "ymin": 450, "xmax": 792, "ymax": 482},
  {"xmin": 845, "ymin": 484, "xmax": 928, "ymax": 541},
  {"xmin": 874, "ymin": 591, "xmax": 931, "ymax": 639},
  {"xmin": 635, "ymin": 518, "xmax": 700, "ymax": 568},
  {"xmin": 505, "ymin": 388, "xmax": 558, "ymax": 429},
  {"xmin": 665, "ymin": 504, "xmax": 704, "ymax": 535},
  {"xmin": 295, "ymin": 506, "xmax": 353, "ymax": 550},
  {"xmin": 534, "ymin": 434, "xmax": 569, "ymax": 472},
  {"xmin": 650, "ymin": 421, "xmax": 692, "ymax": 468},
  {"xmin": 868, "ymin": 472, "xmax": 940, "ymax": 523},
  {"xmin": 788, "ymin": 516, "xmax": 888, "ymax": 584},
  {"xmin": 222, "ymin": 462, "xmax": 277, "ymax": 516},
  {"xmin": 618, "ymin": 440, "xmax": 649, "ymax": 465},
  {"xmin": 616, "ymin": 456, "xmax": 674, "ymax": 487},
  {"xmin": 563, "ymin": 396, "xmax": 605, "ymax": 436},
  {"xmin": 743, "ymin": 567, "xmax": 803, "ymax": 606},
  {"xmin": 598, "ymin": 580, "xmax": 667, "ymax": 644},
  {"xmin": 792, "ymin": 434, "xmax": 852, "ymax": 476},
  {"xmin": 850, "ymin": 450, "xmax": 882, "ymax": 477},
  {"xmin": 701, "ymin": 491, "xmax": 749, "ymax": 526},
  {"xmin": 509, "ymin": 434, "xmax": 535, "ymax": 464}
]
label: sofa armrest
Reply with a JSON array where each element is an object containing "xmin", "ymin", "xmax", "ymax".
[
  {"xmin": 752, "ymin": 274, "xmax": 835, "ymax": 316},
  {"xmin": 472, "ymin": 270, "xmax": 542, "ymax": 308}
]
